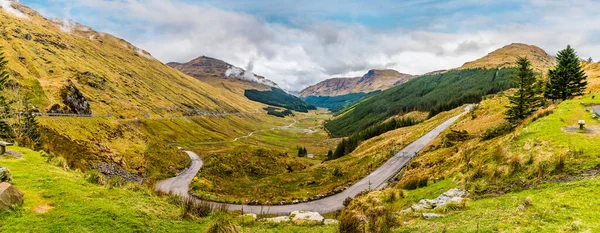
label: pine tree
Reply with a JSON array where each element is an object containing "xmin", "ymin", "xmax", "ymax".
[
  {"xmin": 505, "ymin": 57, "xmax": 542, "ymax": 124},
  {"xmin": 0, "ymin": 52, "xmax": 12, "ymax": 139},
  {"xmin": 16, "ymin": 100, "xmax": 41, "ymax": 146},
  {"xmin": 327, "ymin": 150, "xmax": 333, "ymax": 160},
  {"xmin": 544, "ymin": 45, "xmax": 588, "ymax": 101},
  {"xmin": 333, "ymin": 139, "xmax": 345, "ymax": 159}
]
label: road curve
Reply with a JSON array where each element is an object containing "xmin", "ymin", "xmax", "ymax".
[{"xmin": 156, "ymin": 106, "xmax": 470, "ymax": 215}]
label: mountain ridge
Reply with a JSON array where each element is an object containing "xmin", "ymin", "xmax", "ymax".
[{"xmin": 297, "ymin": 69, "xmax": 414, "ymax": 98}]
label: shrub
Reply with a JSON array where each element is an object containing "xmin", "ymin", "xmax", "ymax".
[
  {"xmin": 333, "ymin": 167, "xmax": 343, "ymax": 177},
  {"xmin": 339, "ymin": 211, "xmax": 366, "ymax": 233},
  {"xmin": 205, "ymin": 211, "xmax": 240, "ymax": 233},
  {"xmin": 482, "ymin": 122, "xmax": 513, "ymax": 140},
  {"xmin": 84, "ymin": 170, "xmax": 102, "ymax": 184},
  {"xmin": 107, "ymin": 176, "xmax": 123, "ymax": 188},
  {"xmin": 181, "ymin": 197, "xmax": 214, "ymax": 218},
  {"xmin": 343, "ymin": 197, "xmax": 353, "ymax": 207}
]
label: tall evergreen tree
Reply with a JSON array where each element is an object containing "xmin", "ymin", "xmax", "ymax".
[
  {"xmin": 15, "ymin": 100, "xmax": 41, "ymax": 146},
  {"xmin": 544, "ymin": 45, "xmax": 588, "ymax": 101},
  {"xmin": 0, "ymin": 52, "xmax": 13, "ymax": 139},
  {"xmin": 505, "ymin": 57, "xmax": 542, "ymax": 124}
]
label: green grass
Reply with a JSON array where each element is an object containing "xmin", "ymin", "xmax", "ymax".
[{"xmin": 0, "ymin": 147, "xmax": 336, "ymax": 232}]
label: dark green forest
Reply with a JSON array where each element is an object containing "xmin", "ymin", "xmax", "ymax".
[
  {"xmin": 245, "ymin": 87, "xmax": 317, "ymax": 112},
  {"xmin": 304, "ymin": 91, "xmax": 380, "ymax": 112},
  {"xmin": 325, "ymin": 68, "xmax": 518, "ymax": 137}
]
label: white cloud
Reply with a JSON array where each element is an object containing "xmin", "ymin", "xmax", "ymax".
[
  {"xmin": 24, "ymin": 0, "xmax": 600, "ymax": 90},
  {"xmin": 1, "ymin": 0, "xmax": 28, "ymax": 19}
]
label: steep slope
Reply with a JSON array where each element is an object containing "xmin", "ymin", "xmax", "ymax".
[
  {"xmin": 167, "ymin": 56, "xmax": 279, "ymax": 93},
  {"xmin": 0, "ymin": 2, "xmax": 262, "ymax": 118},
  {"xmin": 305, "ymin": 91, "xmax": 380, "ymax": 112},
  {"xmin": 459, "ymin": 43, "xmax": 556, "ymax": 72},
  {"xmin": 297, "ymin": 69, "xmax": 414, "ymax": 97},
  {"xmin": 326, "ymin": 43, "xmax": 554, "ymax": 137}
]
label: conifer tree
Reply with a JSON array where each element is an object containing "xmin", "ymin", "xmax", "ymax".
[
  {"xmin": 505, "ymin": 57, "xmax": 542, "ymax": 124},
  {"xmin": 544, "ymin": 45, "xmax": 587, "ymax": 101}
]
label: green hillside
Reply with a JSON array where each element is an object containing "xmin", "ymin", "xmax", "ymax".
[
  {"xmin": 304, "ymin": 91, "xmax": 379, "ymax": 112},
  {"xmin": 325, "ymin": 68, "xmax": 517, "ymax": 137},
  {"xmin": 245, "ymin": 87, "xmax": 317, "ymax": 112}
]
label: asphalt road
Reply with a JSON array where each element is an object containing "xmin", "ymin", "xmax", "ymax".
[{"xmin": 156, "ymin": 106, "xmax": 470, "ymax": 215}]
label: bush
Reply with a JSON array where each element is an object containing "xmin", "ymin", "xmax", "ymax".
[
  {"xmin": 84, "ymin": 170, "xmax": 102, "ymax": 184},
  {"xmin": 482, "ymin": 122, "xmax": 513, "ymax": 140},
  {"xmin": 107, "ymin": 176, "xmax": 123, "ymax": 188},
  {"xmin": 205, "ymin": 211, "xmax": 240, "ymax": 233},
  {"xmin": 333, "ymin": 167, "xmax": 343, "ymax": 177},
  {"xmin": 339, "ymin": 211, "xmax": 365, "ymax": 233},
  {"xmin": 181, "ymin": 197, "xmax": 215, "ymax": 218}
]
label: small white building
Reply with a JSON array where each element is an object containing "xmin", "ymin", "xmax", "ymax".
[{"xmin": 307, "ymin": 154, "xmax": 314, "ymax": 158}]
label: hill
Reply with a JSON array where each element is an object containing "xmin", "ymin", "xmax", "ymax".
[
  {"xmin": 167, "ymin": 56, "xmax": 279, "ymax": 92},
  {"xmin": 0, "ymin": 2, "xmax": 262, "ymax": 118},
  {"xmin": 245, "ymin": 87, "xmax": 316, "ymax": 112},
  {"xmin": 458, "ymin": 43, "xmax": 556, "ymax": 72},
  {"xmin": 304, "ymin": 91, "xmax": 380, "ymax": 112},
  {"xmin": 297, "ymin": 69, "xmax": 414, "ymax": 97}
]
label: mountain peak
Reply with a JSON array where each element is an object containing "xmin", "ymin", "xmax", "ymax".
[
  {"xmin": 298, "ymin": 69, "xmax": 414, "ymax": 97},
  {"xmin": 459, "ymin": 43, "xmax": 555, "ymax": 72},
  {"xmin": 168, "ymin": 56, "xmax": 279, "ymax": 88}
]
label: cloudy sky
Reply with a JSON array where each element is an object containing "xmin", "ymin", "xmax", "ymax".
[{"xmin": 14, "ymin": 0, "xmax": 600, "ymax": 90}]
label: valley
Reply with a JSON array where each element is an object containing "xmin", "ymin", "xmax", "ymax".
[{"xmin": 2, "ymin": 1, "xmax": 600, "ymax": 232}]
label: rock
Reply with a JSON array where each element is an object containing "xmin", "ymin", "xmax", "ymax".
[
  {"xmin": 263, "ymin": 216, "xmax": 290, "ymax": 223},
  {"xmin": 0, "ymin": 182, "xmax": 24, "ymax": 210},
  {"xmin": 60, "ymin": 81, "xmax": 92, "ymax": 115},
  {"xmin": 0, "ymin": 167, "xmax": 11, "ymax": 183},
  {"xmin": 410, "ymin": 188, "xmax": 467, "ymax": 211},
  {"xmin": 290, "ymin": 210, "xmax": 324, "ymax": 223},
  {"xmin": 95, "ymin": 163, "xmax": 141, "ymax": 183},
  {"xmin": 324, "ymin": 219, "xmax": 339, "ymax": 225},
  {"xmin": 422, "ymin": 213, "xmax": 444, "ymax": 219}
]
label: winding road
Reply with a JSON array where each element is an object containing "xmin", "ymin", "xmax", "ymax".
[{"xmin": 156, "ymin": 106, "xmax": 471, "ymax": 215}]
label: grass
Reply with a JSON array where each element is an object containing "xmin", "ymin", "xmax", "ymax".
[{"xmin": 0, "ymin": 147, "xmax": 336, "ymax": 232}]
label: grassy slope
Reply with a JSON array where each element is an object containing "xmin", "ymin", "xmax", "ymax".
[
  {"xmin": 325, "ymin": 68, "xmax": 517, "ymax": 137},
  {"xmin": 0, "ymin": 147, "xmax": 336, "ymax": 233},
  {"xmin": 343, "ymin": 84, "xmax": 600, "ymax": 231},
  {"xmin": 0, "ymin": 4, "xmax": 263, "ymax": 118}
]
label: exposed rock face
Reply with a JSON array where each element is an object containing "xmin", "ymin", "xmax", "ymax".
[
  {"xmin": 262, "ymin": 216, "xmax": 290, "ymax": 223},
  {"xmin": 458, "ymin": 43, "xmax": 556, "ymax": 72},
  {"xmin": 410, "ymin": 188, "xmax": 468, "ymax": 211},
  {"xmin": 290, "ymin": 210, "xmax": 324, "ymax": 223},
  {"xmin": 60, "ymin": 81, "xmax": 91, "ymax": 115},
  {"xmin": 297, "ymin": 69, "xmax": 414, "ymax": 97},
  {"xmin": 168, "ymin": 56, "xmax": 280, "ymax": 88},
  {"xmin": 0, "ymin": 182, "xmax": 24, "ymax": 210},
  {"xmin": 95, "ymin": 163, "xmax": 141, "ymax": 183},
  {"xmin": 0, "ymin": 167, "xmax": 11, "ymax": 183}
]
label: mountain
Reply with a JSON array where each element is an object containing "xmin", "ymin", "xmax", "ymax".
[
  {"xmin": 0, "ymin": 2, "xmax": 264, "ymax": 118},
  {"xmin": 304, "ymin": 91, "xmax": 380, "ymax": 113},
  {"xmin": 325, "ymin": 43, "xmax": 553, "ymax": 137},
  {"xmin": 458, "ymin": 43, "xmax": 556, "ymax": 72},
  {"xmin": 167, "ymin": 56, "xmax": 279, "ymax": 90},
  {"xmin": 297, "ymin": 69, "xmax": 414, "ymax": 98}
]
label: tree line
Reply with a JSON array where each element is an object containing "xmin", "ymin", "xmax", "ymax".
[
  {"xmin": 505, "ymin": 45, "xmax": 587, "ymax": 124},
  {"xmin": 328, "ymin": 117, "xmax": 419, "ymax": 160}
]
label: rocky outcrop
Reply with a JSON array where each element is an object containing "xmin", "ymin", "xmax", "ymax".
[
  {"xmin": 290, "ymin": 210, "xmax": 324, "ymax": 223},
  {"xmin": 60, "ymin": 81, "xmax": 91, "ymax": 115},
  {"xmin": 297, "ymin": 69, "xmax": 414, "ymax": 97},
  {"xmin": 409, "ymin": 188, "xmax": 468, "ymax": 211},
  {"xmin": 0, "ymin": 167, "xmax": 11, "ymax": 183},
  {"xmin": 95, "ymin": 163, "xmax": 141, "ymax": 183},
  {"xmin": 0, "ymin": 182, "xmax": 24, "ymax": 210}
]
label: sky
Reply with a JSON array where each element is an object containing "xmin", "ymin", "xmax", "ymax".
[{"xmin": 9, "ymin": 0, "xmax": 600, "ymax": 90}]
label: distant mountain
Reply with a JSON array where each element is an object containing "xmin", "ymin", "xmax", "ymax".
[
  {"xmin": 325, "ymin": 43, "xmax": 554, "ymax": 137},
  {"xmin": 458, "ymin": 43, "xmax": 556, "ymax": 72},
  {"xmin": 168, "ymin": 56, "xmax": 279, "ymax": 88},
  {"xmin": 297, "ymin": 69, "xmax": 414, "ymax": 98}
]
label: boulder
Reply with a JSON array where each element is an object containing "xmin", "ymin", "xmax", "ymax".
[
  {"xmin": 324, "ymin": 219, "xmax": 339, "ymax": 225},
  {"xmin": 242, "ymin": 213, "xmax": 257, "ymax": 220},
  {"xmin": 411, "ymin": 188, "xmax": 467, "ymax": 211},
  {"xmin": 422, "ymin": 213, "xmax": 444, "ymax": 219},
  {"xmin": 290, "ymin": 210, "xmax": 324, "ymax": 223},
  {"xmin": 263, "ymin": 216, "xmax": 290, "ymax": 223},
  {"xmin": 0, "ymin": 167, "xmax": 11, "ymax": 183},
  {"xmin": 0, "ymin": 182, "xmax": 24, "ymax": 210}
]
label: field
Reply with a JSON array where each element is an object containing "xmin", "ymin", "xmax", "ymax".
[{"xmin": 0, "ymin": 147, "xmax": 336, "ymax": 232}]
